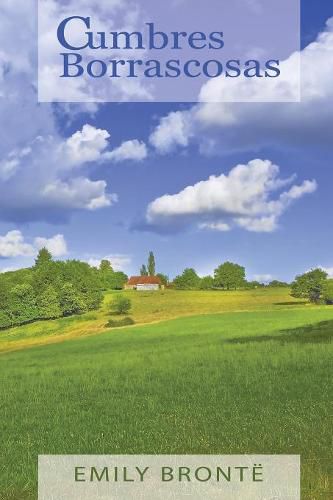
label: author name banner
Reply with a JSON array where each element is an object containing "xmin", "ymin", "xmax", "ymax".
[
  {"xmin": 38, "ymin": 454, "xmax": 300, "ymax": 499},
  {"xmin": 38, "ymin": 0, "xmax": 300, "ymax": 103}
]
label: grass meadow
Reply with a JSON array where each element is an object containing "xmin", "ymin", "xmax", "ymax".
[{"xmin": 0, "ymin": 290, "xmax": 332, "ymax": 498}]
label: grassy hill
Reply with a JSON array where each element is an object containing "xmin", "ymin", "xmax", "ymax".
[
  {"xmin": 0, "ymin": 289, "xmax": 332, "ymax": 498},
  {"xmin": 0, "ymin": 288, "xmax": 309, "ymax": 354}
]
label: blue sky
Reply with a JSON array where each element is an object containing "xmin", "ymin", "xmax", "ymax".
[{"xmin": 0, "ymin": 0, "xmax": 332, "ymax": 282}]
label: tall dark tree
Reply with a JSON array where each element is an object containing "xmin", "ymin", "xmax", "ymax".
[
  {"xmin": 147, "ymin": 251, "xmax": 156, "ymax": 276},
  {"xmin": 140, "ymin": 264, "xmax": 148, "ymax": 276}
]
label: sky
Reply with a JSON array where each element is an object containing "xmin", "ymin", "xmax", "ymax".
[{"xmin": 0, "ymin": 0, "xmax": 332, "ymax": 282}]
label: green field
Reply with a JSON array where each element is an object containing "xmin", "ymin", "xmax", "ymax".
[
  {"xmin": 0, "ymin": 288, "xmax": 309, "ymax": 353},
  {"xmin": 0, "ymin": 289, "xmax": 332, "ymax": 499}
]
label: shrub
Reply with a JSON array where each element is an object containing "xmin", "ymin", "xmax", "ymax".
[
  {"xmin": 110, "ymin": 295, "xmax": 132, "ymax": 315},
  {"xmin": 105, "ymin": 317, "xmax": 135, "ymax": 328}
]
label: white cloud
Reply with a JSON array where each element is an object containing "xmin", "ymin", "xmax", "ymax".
[
  {"xmin": 104, "ymin": 140, "xmax": 148, "ymax": 162},
  {"xmin": 87, "ymin": 254, "xmax": 131, "ymax": 271},
  {"xmin": 0, "ymin": 230, "xmax": 68, "ymax": 258},
  {"xmin": 63, "ymin": 124, "xmax": 111, "ymax": 166},
  {"xmin": 146, "ymin": 159, "xmax": 317, "ymax": 233},
  {"xmin": 0, "ymin": 231, "xmax": 34, "ymax": 258},
  {"xmin": 34, "ymin": 234, "xmax": 68, "ymax": 257},
  {"xmin": 149, "ymin": 111, "xmax": 192, "ymax": 154},
  {"xmin": 0, "ymin": 122, "xmax": 148, "ymax": 222},
  {"xmin": 0, "ymin": 134, "xmax": 115, "ymax": 221},
  {"xmin": 42, "ymin": 178, "xmax": 115, "ymax": 212},
  {"xmin": 150, "ymin": 19, "xmax": 333, "ymax": 155}
]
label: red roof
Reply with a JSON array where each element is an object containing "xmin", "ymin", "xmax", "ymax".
[{"xmin": 127, "ymin": 276, "xmax": 162, "ymax": 285}]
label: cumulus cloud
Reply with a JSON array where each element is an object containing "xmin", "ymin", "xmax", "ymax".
[
  {"xmin": 0, "ymin": 122, "xmax": 148, "ymax": 222},
  {"xmin": 104, "ymin": 140, "xmax": 148, "ymax": 162},
  {"xmin": 146, "ymin": 159, "xmax": 317, "ymax": 233},
  {"xmin": 0, "ymin": 231, "xmax": 35, "ymax": 258},
  {"xmin": 34, "ymin": 234, "xmax": 68, "ymax": 257},
  {"xmin": 150, "ymin": 18, "xmax": 333, "ymax": 155},
  {"xmin": 63, "ymin": 124, "xmax": 111, "ymax": 166},
  {"xmin": 0, "ymin": 230, "xmax": 68, "ymax": 258},
  {"xmin": 149, "ymin": 111, "xmax": 192, "ymax": 154}
]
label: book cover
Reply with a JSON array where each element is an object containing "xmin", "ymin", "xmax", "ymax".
[{"xmin": 0, "ymin": 0, "xmax": 332, "ymax": 498}]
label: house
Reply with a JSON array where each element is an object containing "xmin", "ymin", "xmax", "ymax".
[{"xmin": 125, "ymin": 276, "xmax": 163, "ymax": 291}]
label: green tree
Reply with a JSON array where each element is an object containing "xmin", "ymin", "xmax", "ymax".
[
  {"xmin": 291, "ymin": 268, "xmax": 327, "ymax": 303},
  {"xmin": 32, "ymin": 260, "xmax": 59, "ymax": 296},
  {"xmin": 156, "ymin": 273, "xmax": 169, "ymax": 286},
  {"xmin": 109, "ymin": 272, "xmax": 128, "ymax": 290},
  {"xmin": 140, "ymin": 264, "xmax": 148, "ymax": 276},
  {"xmin": 322, "ymin": 279, "xmax": 333, "ymax": 305},
  {"xmin": 10, "ymin": 284, "xmax": 38, "ymax": 325},
  {"xmin": 173, "ymin": 268, "xmax": 201, "ymax": 290},
  {"xmin": 59, "ymin": 260, "xmax": 103, "ymax": 310},
  {"xmin": 59, "ymin": 283, "xmax": 86, "ymax": 316},
  {"xmin": 38, "ymin": 285, "xmax": 62, "ymax": 319},
  {"xmin": 214, "ymin": 262, "xmax": 246, "ymax": 290},
  {"xmin": 147, "ymin": 251, "xmax": 156, "ymax": 276},
  {"xmin": 110, "ymin": 295, "xmax": 132, "ymax": 315},
  {"xmin": 199, "ymin": 276, "xmax": 214, "ymax": 290},
  {"xmin": 34, "ymin": 248, "xmax": 53, "ymax": 268},
  {"xmin": 99, "ymin": 260, "xmax": 114, "ymax": 290}
]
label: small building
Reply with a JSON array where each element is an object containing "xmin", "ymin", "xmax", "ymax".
[{"xmin": 125, "ymin": 276, "xmax": 163, "ymax": 291}]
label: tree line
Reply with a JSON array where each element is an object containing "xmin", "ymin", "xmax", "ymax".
[
  {"xmin": 171, "ymin": 262, "xmax": 289, "ymax": 290},
  {"xmin": 0, "ymin": 249, "xmax": 128, "ymax": 330},
  {"xmin": 1, "ymin": 249, "xmax": 331, "ymax": 330},
  {"xmin": 138, "ymin": 253, "xmax": 282, "ymax": 291}
]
